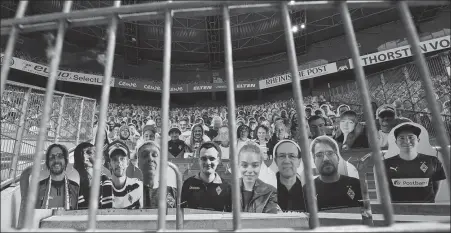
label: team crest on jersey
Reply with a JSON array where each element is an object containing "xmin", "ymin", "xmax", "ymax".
[
  {"xmin": 347, "ymin": 186, "xmax": 355, "ymax": 200},
  {"xmin": 216, "ymin": 186, "xmax": 222, "ymax": 195},
  {"xmin": 128, "ymin": 194, "xmax": 133, "ymax": 203},
  {"xmin": 420, "ymin": 162, "xmax": 428, "ymax": 173}
]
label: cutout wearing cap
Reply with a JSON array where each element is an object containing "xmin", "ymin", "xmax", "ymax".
[
  {"xmin": 376, "ymin": 104, "xmax": 396, "ymax": 119},
  {"xmin": 107, "ymin": 140, "xmax": 130, "ymax": 158}
]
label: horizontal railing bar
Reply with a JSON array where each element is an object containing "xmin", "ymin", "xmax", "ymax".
[
  {"xmin": 1, "ymin": 222, "xmax": 450, "ymax": 232},
  {"xmin": 1, "ymin": 0, "xmax": 449, "ymax": 35}
]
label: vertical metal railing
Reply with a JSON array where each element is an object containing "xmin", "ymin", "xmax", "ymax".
[
  {"xmin": 396, "ymin": 1, "xmax": 451, "ymax": 191},
  {"xmin": 75, "ymin": 98, "xmax": 85, "ymax": 145},
  {"xmin": 22, "ymin": 1, "xmax": 73, "ymax": 229},
  {"xmin": 281, "ymin": 1, "xmax": 319, "ymax": 229},
  {"xmin": 339, "ymin": 1, "xmax": 395, "ymax": 226},
  {"xmin": 54, "ymin": 95, "xmax": 66, "ymax": 143},
  {"xmin": 157, "ymin": 3, "xmax": 173, "ymax": 230},
  {"xmin": 168, "ymin": 162, "xmax": 184, "ymax": 229},
  {"xmin": 88, "ymin": 0, "xmax": 120, "ymax": 231},
  {"xmin": 0, "ymin": 0, "xmax": 28, "ymax": 98},
  {"xmin": 8, "ymin": 88, "xmax": 32, "ymax": 183},
  {"xmin": 223, "ymin": 4, "xmax": 241, "ymax": 231}
]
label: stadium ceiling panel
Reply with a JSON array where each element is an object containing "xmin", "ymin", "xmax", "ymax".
[{"xmin": 0, "ymin": 0, "xmax": 446, "ymax": 67}]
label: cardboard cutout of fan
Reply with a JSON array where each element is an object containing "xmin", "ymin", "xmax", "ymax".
[
  {"xmin": 269, "ymin": 138, "xmax": 359, "ymax": 185},
  {"xmin": 384, "ymin": 122, "xmax": 449, "ymax": 202}
]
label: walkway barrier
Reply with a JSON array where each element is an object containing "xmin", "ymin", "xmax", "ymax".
[
  {"xmin": 0, "ymin": 80, "xmax": 96, "ymax": 189},
  {"xmin": 1, "ymin": 0, "xmax": 450, "ymax": 232}
]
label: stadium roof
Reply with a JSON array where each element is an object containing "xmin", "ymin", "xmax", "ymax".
[{"xmin": 1, "ymin": 0, "xmax": 448, "ymax": 70}]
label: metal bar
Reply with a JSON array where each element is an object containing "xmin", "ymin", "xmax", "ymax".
[
  {"xmin": 91, "ymin": 99, "xmax": 97, "ymax": 143},
  {"xmin": 0, "ymin": 0, "xmax": 28, "ymax": 97},
  {"xmin": 397, "ymin": 0, "xmax": 451, "ymax": 191},
  {"xmin": 168, "ymin": 162, "xmax": 184, "ymax": 230},
  {"xmin": 22, "ymin": 1, "xmax": 73, "ymax": 230},
  {"xmin": 222, "ymin": 5, "xmax": 241, "ymax": 231},
  {"xmin": 75, "ymin": 98, "xmax": 85, "ymax": 145},
  {"xmin": 339, "ymin": 1, "xmax": 394, "ymax": 226},
  {"xmin": 8, "ymin": 88, "xmax": 32, "ymax": 182},
  {"xmin": 87, "ymin": 1, "xmax": 121, "ymax": 231},
  {"xmin": 280, "ymin": 2, "xmax": 319, "ymax": 229},
  {"xmin": 54, "ymin": 95, "xmax": 66, "ymax": 143},
  {"xmin": 157, "ymin": 6, "xmax": 172, "ymax": 231},
  {"xmin": 1, "ymin": 1, "xmax": 449, "ymax": 35}
]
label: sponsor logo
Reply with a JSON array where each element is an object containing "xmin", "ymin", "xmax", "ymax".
[
  {"xmin": 360, "ymin": 36, "xmax": 450, "ymax": 66},
  {"xmin": 33, "ymin": 65, "xmax": 70, "ymax": 78},
  {"xmin": 0, "ymin": 55, "xmax": 14, "ymax": 66},
  {"xmin": 389, "ymin": 166, "xmax": 398, "ymax": 172},
  {"xmin": 338, "ymin": 65, "xmax": 349, "ymax": 71},
  {"xmin": 189, "ymin": 186, "xmax": 200, "ymax": 190},
  {"xmin": 144, "ymin": 84, "xmax": 161, "ymax": 91},
  {"xmin": 118, "ymin": 81, "xmax": 137, "ymax": 88},
  {"xmin": 193, "ymin": 86, "xmax": 212, "ymax": 91},
  {"xmin": 170, "ymin": 86, "xmax": 184, "ymax": 92},
  {"xmin": 236, "ymin": 83, "xmax": 256, "ymax": 89},
  {"xmin": 391, "ymin": 178, "xmax": 429, "ymax": 187}
]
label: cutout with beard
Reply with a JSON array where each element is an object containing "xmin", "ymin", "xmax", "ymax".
[{"xmin": 46, "ymin": 144, "xmax": 69, "ymax": 176}]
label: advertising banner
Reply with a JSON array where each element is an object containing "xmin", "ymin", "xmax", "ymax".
[
  {"xmin": 0, "ymin": 54, "xmax": 115, "ymax": 87},
  {"xmin": 187, "ymin": 81, "xmax": 259, "ymax": 93},
  {"xmin": 259, "ymin": 63, "xmax": 338, "ymax": 89},
  {"xmin": 3, "ymin": 35, "xmax": 449, "ymax": 92},
  {"xmin": 350, "ymin": 35, "xmax": 450, "ymax": 68}
]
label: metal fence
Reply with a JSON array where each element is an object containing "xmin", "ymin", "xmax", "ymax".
[
  {"xmin": 323, "ymin": 51, "xmax": 451, "ymax": 115},
  {"xmin": 0, "ymin": 80, "xmax": 96, "ymax": 188},
  {"xmin": 0, "ymin": 0, "xmax": 450, "ymax": 232}
]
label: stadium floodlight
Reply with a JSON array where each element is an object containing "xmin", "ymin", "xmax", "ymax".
[
  {"xmin": 292, "ymin": 25, "xmax": 299, "ymax": 33},
  {"xmin": 300, "ymin": 23, "xmax": 306, "ymax": 29},
  {"xmin": 289, "ymin": 0, "xmax": 295, "ymax": 5}
]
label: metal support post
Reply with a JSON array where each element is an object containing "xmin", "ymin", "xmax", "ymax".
[
  {"xmin": 0, "ymin": 1, "xmax": 28, "ymax": 98},
  {"xmin": 87, "ymin": 1, "xmax": 121, "ymax": 231},
  {"xmin": 75, "ymin": 98, "xmax": 85, "ymax": 145},
  {"xmin": 157, "ymin": 6, "xmax": 173, "ymax": 231},
  {"xmin": 9, "ymin": 88, "xmax": 32, "ymax": 183},
  {"xmin": 54, "ymin": 95, "xmax": 65, "ymax": 143},
  {"xmin": 22, "ymin": 1, "xmax": 73, "ymax": 230},
  {"xmin": 281, "ymin": 1, "xmax": 319, "ymax": 229},
  {"xmin": 222, "ymin": 4, "xmax": 241, "ymax": 231},
  {"xmin": 397, "ymin": 0, "xmax": 451, "ymax": 192},
  {"xmin": 339, "ymin": 1, "xmax": 394, "ymax": 226}
]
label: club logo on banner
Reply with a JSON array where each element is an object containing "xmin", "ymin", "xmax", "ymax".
[{"xmin": 349, "ymin": 35, "xmax": 450, "ymax": 68}]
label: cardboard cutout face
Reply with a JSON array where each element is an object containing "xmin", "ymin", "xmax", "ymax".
[
  {"xmin": 268, "ymin": 137, "xmax": 359, "ymax": 185},
  {"xmin": 384, "ymin": 122, "xmax": 449, "ymax": 202},
  {"xmin": 385, "ymin": 122, "xmax": 437, "ymax": 159}
]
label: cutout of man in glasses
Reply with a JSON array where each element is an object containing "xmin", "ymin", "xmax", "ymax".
[
  {"xmin": 181, "ymin": 142, "xmax": 232, "ymax": 212},
  {"xmin": 306, "ymin": 136, "xmax": 363, "ymax": 211}
]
